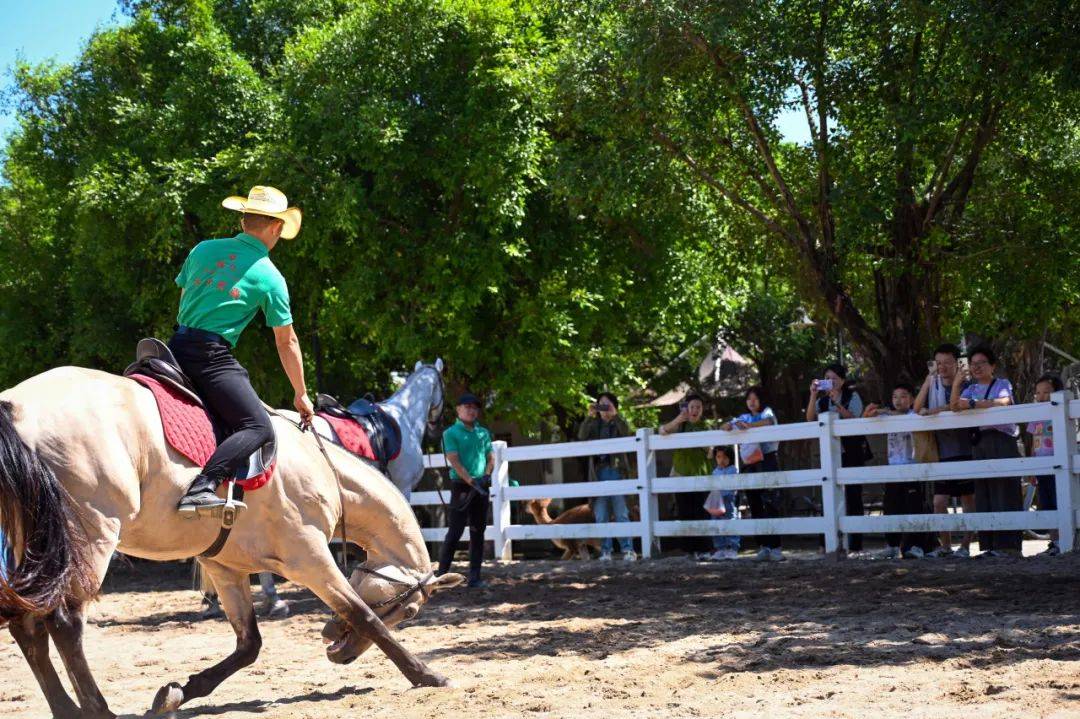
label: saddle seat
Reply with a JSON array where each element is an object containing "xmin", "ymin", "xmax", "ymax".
[
  {"xmin": 122, "ymin": 338, "xmax": 277, "ymax": 495},
  {"xmin": 123, "ymin": 339, "xmax": 202, "ymax": 406}
]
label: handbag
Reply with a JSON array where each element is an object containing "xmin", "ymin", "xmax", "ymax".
[
  {"xmin": 913, "ymin": 431, "xmax": 939, "ymax": 463},
  {"xmin": 739, "ymin": 442, "xmax": 764, "ymax": 465}
]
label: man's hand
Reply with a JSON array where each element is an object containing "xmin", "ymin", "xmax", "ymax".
[
  {"xmin": 294, "ymin": 393, "xmax": 314, "ymax": 423},
  {"xmin": 863, "ymin": 404, "xmax": 880, "ymax": 418}
]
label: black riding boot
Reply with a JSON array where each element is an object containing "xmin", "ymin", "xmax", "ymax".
[{"xmin": 178, "ymin": 473, "xmax": 228, "ymax": 514}]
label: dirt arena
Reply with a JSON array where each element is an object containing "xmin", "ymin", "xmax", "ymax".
[{"xmin": 2, "ymin": 550, "xmax": 1078, "ymax": 718}]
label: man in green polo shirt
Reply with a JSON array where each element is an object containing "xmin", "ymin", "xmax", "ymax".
[
  {"xmin": 436, "ymin": 392, "xmax": 494, "ymax": 588},
  {"xmin": 169, "ymin": 185, "xmax": 314, "ymax": 515}
]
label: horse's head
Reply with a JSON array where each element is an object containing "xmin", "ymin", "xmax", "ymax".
[
  {"xmin": 410, "ymin": 358, "xmax": 445, "ymax": 441},
  {"xmin": 322, "ymin": 563, "xmax": 464, "ymax": 664}
]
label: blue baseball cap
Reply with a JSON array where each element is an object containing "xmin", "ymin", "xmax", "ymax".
[{"xmin": 456, "ymin": 392, "xmax": 481, "ymax": 408}]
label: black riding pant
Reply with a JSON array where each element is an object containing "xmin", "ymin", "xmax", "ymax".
[
  {"xmin": 168, "ymin": 332, "xmax": 274, "ymax": 484},
  {"xmin": 437, "ymin": 482, "xmax": 488, "ymax": 582}
]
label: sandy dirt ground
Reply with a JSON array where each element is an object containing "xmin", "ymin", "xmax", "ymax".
[{"xmin": 1, "ymin": 548, "xmax": 1078, "ymax": 719}]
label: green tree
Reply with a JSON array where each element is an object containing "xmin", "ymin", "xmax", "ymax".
[{"xmin": 555, "ymin": 0, "xmax": 1080, "ymax": 384}]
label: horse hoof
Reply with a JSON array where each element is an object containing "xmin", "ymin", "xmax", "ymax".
[
  {"xmin": 415, "ymin": 671, "xmax": 451, "ymax": 688},
  {"xmin": 151, "ymin": 682, "xmax": 184, "ymax": 715}
]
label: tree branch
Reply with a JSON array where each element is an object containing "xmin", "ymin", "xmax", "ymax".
[
  {"xmin": 921, "ymin": 114, "xmax": 971, "ymax": 229},
  {"xmin": 795, "ymin": 74, "xmax": 820, "ymax": 153},
  {"xmin": 652, "ymin": 127, "xmax": 794, "ymax": 242},
  {"xmin": 682, "ymin": 26, "xmax": 818, "ymax": 244},
  {"xmin": 813, "ymin": 0, "xmax": 834, "ymax": 253},
  {"xmin": 931, "ymin": 97, "xmax": 1004, "ymax": 227},
  {"xmin": 653, "ymin": 125, "xmax": 887, "ymax": 359}
]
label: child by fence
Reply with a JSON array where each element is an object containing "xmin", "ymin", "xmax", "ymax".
[{"xmin": 703, "ymin": 446, "xmax": 740, "ymax": 561}]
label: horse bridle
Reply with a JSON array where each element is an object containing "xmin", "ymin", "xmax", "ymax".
[{"xmin": 354, "ymin": 566, "xmax": 434, "ymax": 612}]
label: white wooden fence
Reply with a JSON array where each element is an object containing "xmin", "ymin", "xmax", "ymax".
[{"xmin": 412, "ymin": 391, "xmax": 1080, "ymax": 558}]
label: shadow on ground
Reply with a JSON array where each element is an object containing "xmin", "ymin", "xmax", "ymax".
[{"xmin": 96, "ymin": 552, "xmax": 1080, "ymax": 677}]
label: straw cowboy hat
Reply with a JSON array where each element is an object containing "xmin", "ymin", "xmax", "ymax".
[{"xmin": 222, "ymin": 185, "xmax": 302, "ymax": 240}]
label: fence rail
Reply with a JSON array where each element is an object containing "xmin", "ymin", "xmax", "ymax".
[{"xmin": 410, "ymin": 390, "xmax": 1079, "ymax": 558}]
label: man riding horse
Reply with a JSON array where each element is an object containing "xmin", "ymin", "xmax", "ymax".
[{"xmin": 172, "ymin": 185, "xmax": 315, "ymax": 514}]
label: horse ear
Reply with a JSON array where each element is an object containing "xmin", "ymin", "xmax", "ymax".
[
  {"xmin": 426, "ymin": 572, "xmax": 465, "ymax": 595},
  {"xmin": 435, "ymin": 357, "xmax": 444, "ymax": 373},
  {"xmin": 414, "ymin": 360, "xmax": 422, "ymax": 372}
]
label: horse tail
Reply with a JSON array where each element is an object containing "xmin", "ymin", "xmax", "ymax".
[{"xmin": 0, "ymin": 400, "xmax": 94, "ymax": 619}]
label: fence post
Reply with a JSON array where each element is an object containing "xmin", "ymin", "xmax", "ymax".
[
  {"xmin": 490, "ymin": 441, "xmax": 513, "ymax": 561},
  {"xmin": 1050, "ymin": 391, "xmax": 1077, "ymax": 553},
  {"xmin": 818, "ymin": 412, "xmax": 843, "ymax": 556},
  {"xmin": 635, "ymin": 428, "xmax": 656, "ymax": 558}
]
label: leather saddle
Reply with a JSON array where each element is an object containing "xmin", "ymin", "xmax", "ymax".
[
  {"xmin": 123, "ymin": 339, "xmax": 202, "ymax": 406},
  {"xmin": 123, "ymin": 338, "xmax": 277, "ymax": 480},
  {"xmin": 315, "ymin": 393, "xmax": 402, "ymax": 472}
]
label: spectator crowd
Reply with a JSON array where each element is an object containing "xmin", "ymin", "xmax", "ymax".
[
  {"xmin": 436, "ymin": 342, "xmax": 1069, "ymax": 585},
  {"xmin": 578, "ymin": 342, "xmax": 1066, "ymax": 563}
]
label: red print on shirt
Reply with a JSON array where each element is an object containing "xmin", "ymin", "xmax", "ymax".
[
  {"xmin": 230, "ymin": 287, "xmax": 241, "ymax": 299},
  {"xmin": 217, "ymin": 281, "xmax": 226, "ymax": 290},
  {"xmin": 217, "ymin": 261, "xmax": 226, "ymax": 268}
]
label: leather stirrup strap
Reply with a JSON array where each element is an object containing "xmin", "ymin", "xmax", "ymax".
[
  {"xmin": 308, "ymin": 422, "xmax": 349, "ymax": 573},
  {"xmin": 200, "ymin": 487, "xmax": 245, "ymax": 559}
]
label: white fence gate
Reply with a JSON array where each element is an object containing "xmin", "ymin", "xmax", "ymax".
[{"xmin": 411, "ymin": 391, "xmax": 1080, "ymax": 557}]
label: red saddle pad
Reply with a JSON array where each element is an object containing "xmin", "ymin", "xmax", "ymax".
[
  {"xmin": 129, "ymin": 374, "xmax": 274, "ymax": 491},
  {"xmin": 317, "ymin": 412, "xmax": 377, "ymax": 461}
]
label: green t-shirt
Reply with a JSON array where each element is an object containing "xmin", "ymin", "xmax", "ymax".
[
  {"xmin": 442, "ymin": 419, "xmax": 493, "ymax": 482},
  {"xmin": 671, "ymin": 420, "xmax": 712, "ymax": 477},
  {"xmin": 175, "ymin": 233, "xmax": 292, "ymax": 347}
]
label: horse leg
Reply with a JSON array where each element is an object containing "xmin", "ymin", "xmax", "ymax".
[
  {"xmin": 289, "ymin": 547, "xmax": 448, "ymax": 687},
  {"xmin": 41, "ymin": 529, "xmax": 121, "ymax": 719},
  {"xmin": 9, "ymin": 614, "xmax": 81, "ymax": 718},
  {"xmin": 43, "ymin": 602, "xmax": 114, "ymax": 719},
  {"xmin": 150, "ymin": 562, "xmax": 260, "ymax": 715}
]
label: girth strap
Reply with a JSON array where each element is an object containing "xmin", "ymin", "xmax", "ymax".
[{"xmin": 199, "ymin": 486, "xmax": 245, "ymax": 559}]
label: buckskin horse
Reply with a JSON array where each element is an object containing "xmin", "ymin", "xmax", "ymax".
[{"xmin": 0, "ymin": 364, "xmax": 463, "ymax": 718}]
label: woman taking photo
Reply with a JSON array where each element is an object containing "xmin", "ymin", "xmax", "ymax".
[{"xmin": 806, "ymin": 364, "xmax": 870, "ymax": 554}]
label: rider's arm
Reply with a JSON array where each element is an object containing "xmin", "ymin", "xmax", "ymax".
[
  {"xmin": 484, "ymin": 450, "xmax": 495, "ymax": 476},
  {"xmin": 272, "ymin": 324, "xmax": 312, "ymax": 420}
]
